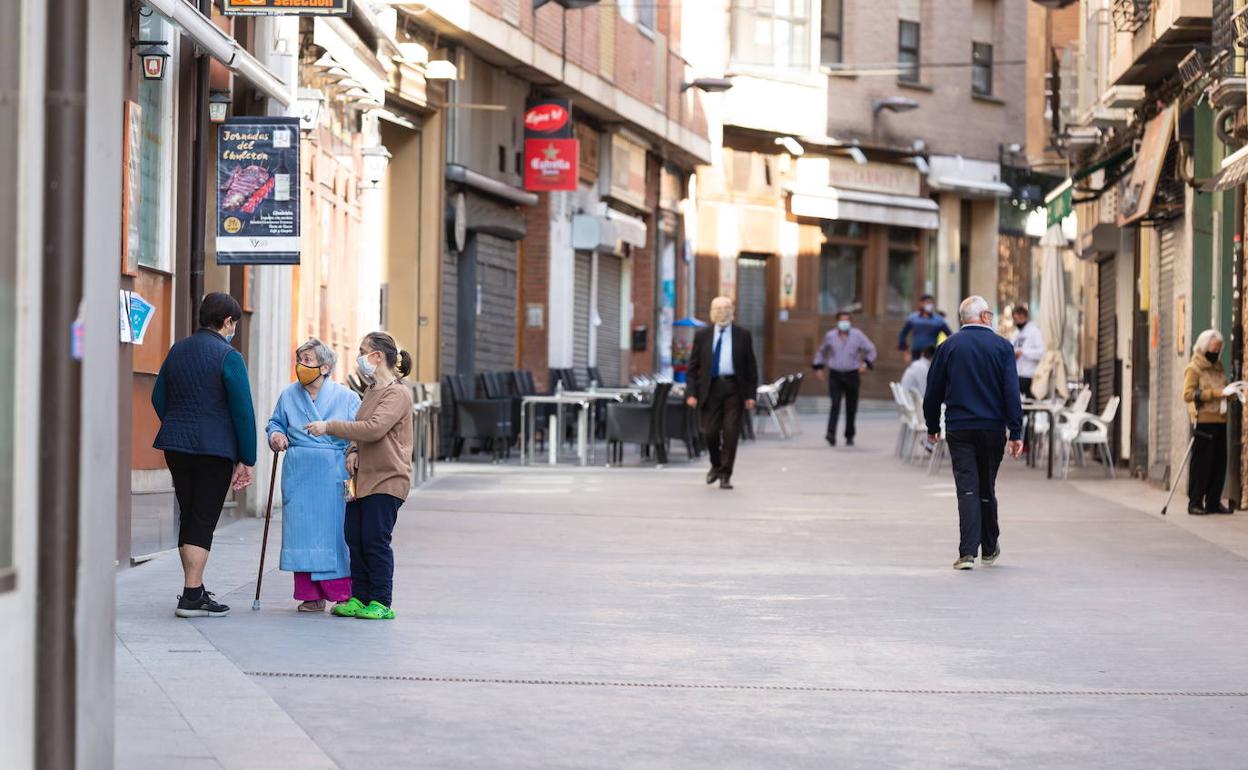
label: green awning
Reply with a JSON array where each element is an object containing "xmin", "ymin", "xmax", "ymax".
[{"xmin": 1044, "ymin": 147, "xmax": 1134, "ymax": 226}]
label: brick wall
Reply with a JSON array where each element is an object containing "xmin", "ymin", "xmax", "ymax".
[
  {"xmin": 472, "ymin": 0, "xmax": 703, "ymax": 136},
  {"xmin": 519, "ymin": 192, "xmax": 552, "ymax": 391}
]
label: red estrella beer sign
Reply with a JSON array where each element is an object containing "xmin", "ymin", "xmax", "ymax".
[{"xmin": 524, "ymin": 139, "xmax": 579, "ymax": 192}]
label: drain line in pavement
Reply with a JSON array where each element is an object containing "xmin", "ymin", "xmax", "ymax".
[{"xmin": 243, "ymin": 671, "xmax": 1248, "ymax": 697}]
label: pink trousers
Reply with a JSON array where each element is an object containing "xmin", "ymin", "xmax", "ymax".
[{"xmin": 293, "ymin": 572, "xmax": 352, "ymax": 602}]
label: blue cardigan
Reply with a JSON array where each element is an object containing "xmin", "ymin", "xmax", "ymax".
[{"xmin": 923, "ymin": 325, "xmax": 1023, "ymax": 440}]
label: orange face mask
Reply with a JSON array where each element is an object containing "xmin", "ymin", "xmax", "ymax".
[{"xmin": 296, "ymin": 363, "xmax": 323, "ymax": 386}]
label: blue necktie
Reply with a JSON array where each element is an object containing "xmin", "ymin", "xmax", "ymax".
[{"xmin": 711, "ymin": 329, "xmax": 723, "ymax": 377}]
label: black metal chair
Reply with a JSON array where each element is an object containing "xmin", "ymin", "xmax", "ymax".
[
  {"xmin": 664, "ymin": 395, "xmax": 700, "ymax": 459},
  {"xmin": 442, "ymin": 374, "xmax": 513, "ymax": 461},
  {"xmin": 606, "ymin": 382, "xmax": 673, "ymax": 466}
]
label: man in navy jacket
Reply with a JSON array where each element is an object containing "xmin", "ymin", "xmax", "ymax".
[{"xmin": 923, "ymin": 296, "xmax": 1024, "ymax": 570}]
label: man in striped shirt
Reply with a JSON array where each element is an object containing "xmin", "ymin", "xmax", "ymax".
[{"xmin": 812, "ymin": 311, "xmax": 878, "ymax": 447}]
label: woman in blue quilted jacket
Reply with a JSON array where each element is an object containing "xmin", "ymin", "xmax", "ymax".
[{"xmin": 151, "ymin": 292, "xmax": 257, "ymax": 619}]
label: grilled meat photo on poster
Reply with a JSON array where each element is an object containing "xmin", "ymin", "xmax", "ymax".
[{"xmin": 220, "ymin": 164, "xmax": 273, "ymax": 215}]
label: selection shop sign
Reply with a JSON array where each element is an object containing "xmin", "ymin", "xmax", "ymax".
[
  {"xmin": 222, "ymin": 0, "xmax": 350, "ymax": 15},
  {"xmin": 523, "ymin": 98, "xmax": 578, "ymax": 192},
  {"xmin": 216, "ymin": 117, "xmax": 300, "ymax": 265}
]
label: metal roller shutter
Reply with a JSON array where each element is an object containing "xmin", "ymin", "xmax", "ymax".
[
  {"xmin": 473, "ymin": 232, "xmax": 518, "ymax": 374},
  {"xmin": 1153, "ymin": 224, "xmax": 1176, "ymax": 480},
  {"xmin": 573, "ymin": 251, "xmax": 591, "ymax": 374},
  {"xmin": 597, "ymin": 253, "xmax": 623, "ymax": 386},
  {"xmin": 737, "ymin": 257, "xmax": 768, "ymax": 384},
  {"xmin": 1095, "ymin": 256, "xmax": 1116, "ymax": 413}
]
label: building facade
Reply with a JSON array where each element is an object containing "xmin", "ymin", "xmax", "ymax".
[
  {"xmin": 692, "ymin": 0, "xmax": 1029, "ymax": 399},
  {"xmin": 411, "ymin": 0, "xmax": 711, "ymax": 392}
]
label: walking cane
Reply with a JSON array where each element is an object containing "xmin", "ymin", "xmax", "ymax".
[
  {"xmin": 1160, "ymin": 427, "xmax": 1208, "ymax": 516},
  {"xmin": 252, "ymin": 450, "xmax": 280, "ymax": 610}
]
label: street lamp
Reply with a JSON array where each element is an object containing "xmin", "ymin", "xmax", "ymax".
[
  {"xmin": 297, "ymin": 88, "xmax": 326, "ymax": 131},
  {"xmin": 134, "ymin": 40, "xmax": 171, "ymax": 81},
  {"xmin": 362, "ymin": 145, "xmax": 392, "ymax": 188},
  {"xmin": 680, "ymin": 77, "xmax": 734, "ymax": 93},
  {"xmin": 208, "ymin": 90, "xmax": 232, "ymax": 124},
  {"xmin": 872, "ymin": 96, "xmax": 920, "ymax": 115},
  {"xmin": 533, "ymin": 0, "xmax": 600, "ymax": 8}
]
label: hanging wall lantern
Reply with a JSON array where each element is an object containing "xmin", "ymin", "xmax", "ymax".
[
  {"xmin": 134, "ymin": 40, "xmax": 171, "ymax": 81},
  {"xmin": 362, "ymin": 145, "xmax": 393, "ymax": 188},
  {"xmin": 208, "ymin": 90, "xmax": 232, "ymax": 123}
]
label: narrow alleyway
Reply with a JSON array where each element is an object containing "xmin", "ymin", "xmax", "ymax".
[{"xmin": 116, "ymin": 411, "xmax": 1248, "ymax": 770}]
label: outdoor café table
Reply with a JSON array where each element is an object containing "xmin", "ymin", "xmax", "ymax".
[
  {"xmin": 560, "ymin": 390, "xmax": 628, "ymax": 465},
  {"xmin": 520, "ymin": 393, "xmax": 594, "ymax": 466},
  {"xmin": 1022, "ymin": 399, "xmax": 1064, "ymax": 479}
]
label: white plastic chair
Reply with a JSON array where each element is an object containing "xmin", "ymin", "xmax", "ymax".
[
  {"xmin": 889, "ymin": 382, "xmax": 910, "ymax": 458},
  {"xmin": 1059, "ymin": 395, "xmax": 1120, "ymax": 478},
  {"xmin": 753, "ymin": 378, "xmax": 786, "ymax": 438}
]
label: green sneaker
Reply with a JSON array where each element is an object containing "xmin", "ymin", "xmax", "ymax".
[
  {"xmin": 332, "ymin": 597, "xmax": 366, "ymax": 618},
  {"xmin": 356, "ymin": 600, "xmax": 395, "ymax": 620}
]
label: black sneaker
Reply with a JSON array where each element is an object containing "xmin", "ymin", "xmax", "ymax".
[
  {"xmin": 1207, "ymin": 503, "xmax": 1234, "ymax": 515},
  {"xmin": 826, "ymin": 435, "xmax": 836, "ymax": 446},
  {"xmin": 719, "ymin": 476, "xmax": 734, "ymax": 490},
  {"xmin": 846, "ymin": 437, "xmax": 855, "ymax": 447},
  {"xmin": 706, "ymin": 468, "xmax": 721, "ymax": 485},
  {"xmin": 175, "ymin": 588, "xmax": 230, "ymax": 618},
  {"xmin": 1188, "ymin": 505, "xmax": 1211, "ymax": 516},
  {"xmin": 981, "ymin": 546, "xmax": 1001, "ymax": 566}
]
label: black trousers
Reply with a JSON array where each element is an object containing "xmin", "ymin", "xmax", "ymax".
[
  {"xmin": 166, "ymin": 450, "xmax": 234, "ymax": 551},
  {"xmin": 945, "ymin": 430, "xmax": 1006, "ymax": 558},
  {"xmin": 702, "ymin": 376, "xmax": 743, "ymax": 478},
  {"xmin": 1188, "ymin": 422, "xmax": 1228, "ymax": 510},
  {"xmin": 344, "ymin": 493, "xmax": 403, "ymax": 607},
  {"xmin": 826, "ymin": 370, "xmax": 860, "ymax": 439},
  {"xmin": 1018, "ymin": 376, "xmax": 1033, "ymax": 399}
]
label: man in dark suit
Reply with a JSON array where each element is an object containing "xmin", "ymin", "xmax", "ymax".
[{"xmin": 686, "ymin": 296, "xmax": 759, "ymax": 490}]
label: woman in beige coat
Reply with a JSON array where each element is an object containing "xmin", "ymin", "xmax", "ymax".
[{"xmin": 1182, "ymin": 329, "xmax": 1233, "ymax": 515}]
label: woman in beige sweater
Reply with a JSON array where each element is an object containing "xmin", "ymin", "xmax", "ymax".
[
  {"xmin": 306, "ymin": 331, "xmax": 414, "ymax": 619},
  {"xmin": 1182, "ymin": 329, "xmax": 1233, "ymax": 515}
]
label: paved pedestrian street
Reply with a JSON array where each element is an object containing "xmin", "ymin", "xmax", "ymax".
[{"xmin": 115, "ymin": 411, "xmax": 1248, "ymax": 770}]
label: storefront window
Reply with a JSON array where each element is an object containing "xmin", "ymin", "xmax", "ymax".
[
  {"xmin": 819, "ymin": 243, "xmax": 862, "ymax": 315},
  {"xmin": 0, "ymin": 0, "xmax": 17, "ymax": 587},
  {"xmin": 887, "ymin": 250, "xmax": 916, "ymax": 314},
  {"xmin": 888, "ymin": 227, "xmax": 920, "ymax": 315},
  {"xmin": 135, "ymin": 11, "xmax": 176, "ymax": 271}
]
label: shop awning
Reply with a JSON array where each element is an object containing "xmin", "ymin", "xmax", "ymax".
[
  {"xmin": 1202, "ymin": 144, "xmax": 1248, "ymax": 193},
  {"xmin": 1118, "ymin": 104, "xmax": 1176, "ymax": 226},
  {"xmin": 926, "ymin": 156, "xmax": 1012, "ymax": 198},
  {"xmin": 605, "ymin": 207, "xmax": 648, "ymax": 248},
  {"xmin": 1045, "ymin": 145, "xmax": 1135, "ymax": 225},
  {"xmin": 147, "ymin": 0, "xmax": 291, "ymax": 107},
  {"xmin": 788, "ymin": 186, "xmax": 939, "ymax": 230},
  {"xmin": 445, "ymin": 164, "xmax": 538, "ymax": 207},
  {"xmin": 572, "ymin": 208, "xmax": 648, "ymax": 252}
]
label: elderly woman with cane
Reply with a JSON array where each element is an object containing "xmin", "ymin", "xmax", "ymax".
[
  {"xmin": 1182, "ymin": 329, "xmax": 1235, "ymax": 516},
  {"xmin": 266, "ymin": 339, "xmax": 362, "ymax": 611},
  {"xmin": 306, "ymin": 331, "xmax": 414, "ymax": 621}
]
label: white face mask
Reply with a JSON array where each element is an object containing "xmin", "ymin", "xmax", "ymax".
[
  {"xmin": 356, "ymin": 354, "xmax": 377, "ymax": 378},
  {"xmin": 922, "ymin": 303, "xmax": 935, "ymax": 314}
]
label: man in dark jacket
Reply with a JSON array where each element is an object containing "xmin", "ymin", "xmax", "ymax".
[
  {"xmin": 923, "ymin": 296, "xmax": 1024, "ymax": 570},
  {"xmin": 686, "ymin": 296, "xmax": 759, "ymax": 490}
]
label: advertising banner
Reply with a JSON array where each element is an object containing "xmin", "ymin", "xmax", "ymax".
[
  {"xmin": 524, "ymin": 98, "xmax": 573, "ymax": 139},
  {"xmin": 222, "ymin": 0, "xmax": 350, "ymax": 16},
  {"xmin": 524, "ymin": 138, "xmax": 579, "ymax": 192},
  {"xmin": 216, "ymin": 117, "xmax": 300, "ymax": 265}
]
